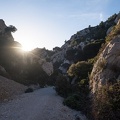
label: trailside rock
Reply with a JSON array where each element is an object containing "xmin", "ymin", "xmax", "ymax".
[{"xmin": 90, "ymin": 35, "xmax": 120, "ymax": 93}]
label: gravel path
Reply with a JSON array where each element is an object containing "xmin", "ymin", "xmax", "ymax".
[{"xmin": 0, "ymin": 87, "xmax": 87, "ymax": 120}]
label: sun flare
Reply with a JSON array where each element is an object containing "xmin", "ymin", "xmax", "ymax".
[{"xmin": 21, "ymin": 45, "xmax": 33, "ymax": 52}]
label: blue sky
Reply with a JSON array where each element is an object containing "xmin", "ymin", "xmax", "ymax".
[{"xmin": 0, "ymin": 0, "xmax": 120, "ymax": 50}]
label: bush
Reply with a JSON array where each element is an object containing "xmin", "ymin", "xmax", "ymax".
[
  {"xmin": 63, "ymin": 94, "xmax": 81, "ymax": 110},
  {"xmin": 55, "ymin": 74, "xmax": 71, "ymax": 97},
  {"xmin": 5, "ymin": 25, "xmax": 17, "ymax": 33},
  {"xmin": 63, "ymin": 93, "xmax": 90, "ymax": 112},
  {"xmin": 65, "ymin": 48, "xmax": 77, "ymax": 60},
  {"xmin": 67, "ymin": 61, "xmax": 92, "ymax": 79},
  {"xmin": 106, "ymin": 23, "xmax": 120, "ymax": 42},
  {"xmin": 92, "ymin": 81, "xmax": 120, "ymax": 120},
  {"xmin": 25, "ymin": 88, "xmax": 34, "ymax": 93},
  {"xmin": 83, "ymin": 41, "xmax": 104, "ymax": 60}
]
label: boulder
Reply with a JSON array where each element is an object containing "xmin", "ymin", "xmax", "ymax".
[{"xmin": 42, "ymin": 62, "xmax": 53, "ymax": 75}]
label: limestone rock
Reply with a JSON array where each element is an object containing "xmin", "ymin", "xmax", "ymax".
[
  {"xmin": 90, "ymin": 35, "xmax": 120, "ymax": 93},
  {"xmin": 114, "ymin": 12, "xmax": 120, "ymax": 24},
  {"xmin": 106, "ymin": 26, "xmax": 113, "ymax": 35},
  {"xmin": 0, "ymin": 65, "xmax": 6, "ymax": 73},
  {"xmin": 42, "ymin": 62, "xmax": 53, "ymax": 75}
]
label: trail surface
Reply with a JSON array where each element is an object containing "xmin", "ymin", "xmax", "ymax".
[{"xmin": 0, "ymin": 87, "xmax": 87, "ymax": 120}]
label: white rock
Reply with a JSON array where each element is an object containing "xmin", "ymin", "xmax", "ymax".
[
  {"xmin": 106, "ymin": 26, "xmax": 113, "ymax": 35},
  {"xmin": 90, "ymin": 35, "xmax": 120, "ymax": 93},
  {"xmin": 42, "ymin": 62, "xmax": 53, "ymax": 75},
  {"xmin": 114, "ymin": 12, "xmax": 120, "ymax": 24}
]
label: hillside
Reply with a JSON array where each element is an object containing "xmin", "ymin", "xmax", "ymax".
[
  {"xmin": 0, "ymin": 12, "xmax": 120, "ymax": 120},
  {"xmin": 90, "ymin": 17, "xmax": 120, "ymax": 120},
  {"xmin": 52, "ymin": 12, "xmax": 120, "ymax": 120},
  {"xmin": 0, "ymin": 76, "xmax": 26, "ymax": 101}
]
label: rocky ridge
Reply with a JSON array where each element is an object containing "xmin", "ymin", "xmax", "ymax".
[
  {"xmin": 90, "ymin": 14, "xmax": 120, "ymax": 93},
  {"xmin": 50, "ymin": 13, "xmax": 117, "ymax": 75}
]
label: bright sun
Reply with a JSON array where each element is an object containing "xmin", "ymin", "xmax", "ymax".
[
  {"xmin": 21, "ymin": 45, "xmax": 34, "ymax": 52},
  {"xmin": 14, "ymin": 33, "xmax": 36, "ymax": 52}
]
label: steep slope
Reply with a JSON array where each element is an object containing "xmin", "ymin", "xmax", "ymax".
[
  {"xmin": 0, "ymin": 20, "xmax": 53, "ymax": 86},
  {"xmin": 53, "ymin": 12, "xmax": 120, "ymax": 120},
  {"xmin": 0, "ymin": 76, "xmax": 27, "ymax": 101},
  {"xmin": 90, "ymin": 14, "xmax": 120, "ymax": 120},
  {"xmin": 51, "ymin": 13, "xmax": 117, "ymax": 74},
  {"xmin": 90, "ymin": 14, "xmax": 120, "ymax": 93}
]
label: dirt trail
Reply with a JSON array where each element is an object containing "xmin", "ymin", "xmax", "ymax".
[{"xmin": 0, "ymin": 87, "xmax": 87, "ymax": 120}]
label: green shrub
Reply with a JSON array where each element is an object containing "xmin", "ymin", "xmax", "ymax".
[
  {"xmin": 63, "ymin": 94, "xmax": 81, "ymax": 110},
  {"xmin": 63, "ymin": 93, "xmax": 89, "ymax": 112},
  {"xmin": 25, "ymin": 88, "xmax": 34, "ymax": 93},
  {"xmin": 55, "ymin": 74, "xmax": 71, "ymax": 97},
  {"xmin": 65, "ymin": 48, "xmax": 77, "ymax": 60},
  {"xmin": 92, "ymin": 81, "xmax": 120, "ymax": 120},
  {"xmin": 67, "ymin": 61, "xmax": 92, "ymax": 79},
  {"xmin": 83, "ymin": 41, "xmax": 104, "ymax": 59},
  {"xmin": 106, "ymin": 23, "xmax": 120, "ymax": 42}
]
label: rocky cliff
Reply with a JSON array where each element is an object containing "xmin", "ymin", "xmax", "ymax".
[
  {"xmin": 90, "ymin": 13, "xmax": 120, "ymax": 93},
  {"xmin": 0, "ymin": 20, "xmax": 53, "ymax": 86},
  {"xmin": 50, "ymin": 13, "xmax": 117, "ymax": 75},
  {"xmin": 89, "ymin": 13, "xmax": 120, "ymax": 120}
]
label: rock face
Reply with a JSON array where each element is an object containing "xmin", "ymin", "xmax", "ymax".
[
  {"xmin": 114, "ymin": 12, "xmax": 120, "ymax": 24},
  {"xmin": 0, "ymin": 19, "xmax": 7, "ymax": 33},
  {"xmin": 42, "ymin": 61, "xmax": 53, "ymax": 75},
  {"xmin": 0, "ymin": 19, "xmax": 14, "ymax": 41},
  {"xmin": 51, "ymin": 13, "xmax": 118, "ymax": 74},
  {"xmin": 90, "ymin": 28, "xmax": 120, "ymax": 93},
  {"xmin": 0, "ymin": 20, "xmax": 53, "ymax": 87},
  {"xmin": 0, "ymin": 13, "xmax": 120, "ymax": 87}
]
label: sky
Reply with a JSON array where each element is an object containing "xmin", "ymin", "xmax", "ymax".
[{"xmin": 0, "ymin": 0, "xmax": 120, "ymax": 51}]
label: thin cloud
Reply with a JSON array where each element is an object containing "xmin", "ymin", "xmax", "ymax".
[
  {"xmin": 68, "ymin": 13, "xmax": 101, "ymax": 20},
  {"xmin": 99, "ymin": 13, "xmax": 103, "ymax": 21}
]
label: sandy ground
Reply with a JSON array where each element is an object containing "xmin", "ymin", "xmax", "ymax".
[{"xmin": 0, "ymin": 87, "xmax": 87, "ymax": 120}]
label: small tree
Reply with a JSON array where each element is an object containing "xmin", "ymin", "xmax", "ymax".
[
  {"xmin": 5, "ymin": 25, "xmax": 17, "ymax": 33},
  {"xmin": 55, "ymin": 74, "xmax": 71, "ymax": 97}
]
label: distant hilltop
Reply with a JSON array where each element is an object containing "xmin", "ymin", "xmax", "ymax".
[{"xmin": 0, "ymin": 19, "xmax": 17, "ymax": 41}]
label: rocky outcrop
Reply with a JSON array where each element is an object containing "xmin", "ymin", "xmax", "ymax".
[
  {"xmin": 114, "ymin": 12, "xmax": 120, "ymax": 24},
  {"xmin": 0, "ymin": 19, "xmax": 14, "ymax": 41},
  {"xmin": 0, "ymin": 19, "xmax": 6, "ymax": 33},
  {"xmin": 51, "ymin": 13, "xmax": 119, "ymax": 74},
  {"xmin": 42, "ymin": 62, "xmax": 53, "ymax": 75},
  {"xmin": 90, "ymin": 31, "xmax": 120, "ymax": 93}
]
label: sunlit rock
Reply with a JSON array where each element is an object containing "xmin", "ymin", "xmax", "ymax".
[
  {"xmin": 114, "ymin": 12, "xmax": 120, "ymax": 24},
  {"xmin": 42, "ymin": 62, "xmax": 53, "ymax": 75},
  {"xmin": 90, "ymin": 35, "xmax": 120, "ymax": 93}
]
